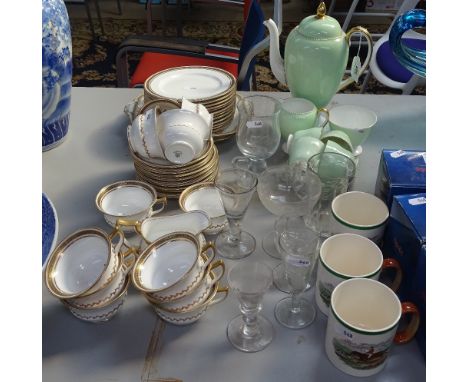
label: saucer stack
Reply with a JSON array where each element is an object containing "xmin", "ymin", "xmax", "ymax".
[
  {"xmin": 130, "ymin": 138, "xmax": 220, "ymax": 199},
  {"xmin": 143, "ymin": 66, "xmax": 238, "ymax": 142}
]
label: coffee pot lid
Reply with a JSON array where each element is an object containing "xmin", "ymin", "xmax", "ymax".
[{"xmin": 297, "ymin": 2, "xmax": 343, "ymax": 40}]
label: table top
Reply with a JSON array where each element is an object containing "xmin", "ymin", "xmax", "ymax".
[{"xmin": 43, "ymin": 87, "xmax": 426, "ymax": 382}]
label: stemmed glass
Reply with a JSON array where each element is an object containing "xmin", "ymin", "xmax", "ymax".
[
  {"xmin": 306, "ymin": 152, "xmax": 356, "ymax": 238},
  {"xmin": 232, "ymin": 95, "xmax": 281, "ymax": 174},
  {"xmin": 215, "ymin": 168, "xmax": 258, "ymax": 259},
  {"xmin": 274, "ymin": 216, "xmax": 320, "ymax": 329},
  {"xmin": 227, "ymin": 261, "xmax": 274, "ymax": 352},
  {"xmin": 257, "ymin": 163, "xmax": 322, "ymax": 292}
]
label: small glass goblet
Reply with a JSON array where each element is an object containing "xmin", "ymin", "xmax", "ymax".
[
  {"xmin": 232, "ymin": 95, "xmax": 281, "ymax": 174},
  {"xmin": 227, "ymin": 261, "xmax": 274, "ymax": 352},
  {"xmin": 306, "ymin": 152, "xmax": 356, "ymax": 238},
  {"xmin": 215, "ymin": 168, "xmax": 258, "ymax": 260},
  {"xmin": 274, "ymin": 216, "xmax": 320, "ymax": 329}
]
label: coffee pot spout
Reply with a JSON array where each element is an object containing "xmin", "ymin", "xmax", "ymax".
[{"xmin": 263, "ymin": 19, "xmax": 287, "ymax": 86}]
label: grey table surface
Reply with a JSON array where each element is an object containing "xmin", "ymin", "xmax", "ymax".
[{"xmin": 43, "ymin": 88, "xmax": 426, "ymax": 382}]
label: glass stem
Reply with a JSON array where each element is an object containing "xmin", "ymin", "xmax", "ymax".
[
  {"xmin": 240, "ymin": 303, "xmax": 260, "ymax": 338},
  {"xmin": 248, "ymin": 158, "xmax": 266, "ymax": 174},
  {"xmin": 290, "ymin": 290, "xmax": 302, "ymax": 314},
  {"xmin": 226, "ymin": 217, "xmax": 242, "ymax": 243}
]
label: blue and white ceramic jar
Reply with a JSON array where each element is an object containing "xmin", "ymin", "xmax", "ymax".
[{"xmin": 42, "ymin": 0, "xmax": 72, "ymax": 151}]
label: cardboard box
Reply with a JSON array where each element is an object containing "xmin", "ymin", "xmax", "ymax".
[
  {"xmin": 375, "ymin": 149, "xmax": 426, "ymax": 209},
  {"xmin": 382, "ymin": 193, "xmax": 426, "ymax": 300},
  {"xmin": 410, "ymin": 244, "xmax": 426, "ymax": 359}
]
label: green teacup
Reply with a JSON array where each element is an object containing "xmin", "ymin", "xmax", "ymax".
[
  {"xmin": 287, "ymin": 131, "xmax": 325, "ymax": 165},
  {"xmin": 278, "ymin": 97, "xmax": 328, "ymax": 140}
]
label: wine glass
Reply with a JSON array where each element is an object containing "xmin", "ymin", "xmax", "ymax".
[
  {"xmin": 257, "ymin": 163, "xmax": 322, "ymax": 292},
  {"xmin": 306, "ymin": 152, "xmax": 356, "ymax": 238},
  {"xmin": 227, "ymin": 261, "xmax": 274, "ymax": 352},
  {"xmin": 274, "ymin": 216, "xmax": 320, "ymax": 329},
  {"xmin": 232, "ymin": 95, "xmax": 281, "ymax": 174},
  {"xmin": 215, "ymin": 168, "xmax": 258, "ymax": 260}
]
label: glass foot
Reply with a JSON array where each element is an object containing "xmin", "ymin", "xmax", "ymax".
[
  {"xmin": 274, "ymin": 296, "xmax": 317, "ymax": 329},
  {"xmin": 262, "ymin": 230, "xmax": 282, "ymax": 259},
  {"xmin": 215, "ymin": 230, "xmax": 256, "ymax": 260},
  {"xmin": 227, "ymin": 314, "xmax": 274, "ymax": 352},
  {"xmin": 273, "ymin": 263, "xmax": 311, "ymax": 293}
]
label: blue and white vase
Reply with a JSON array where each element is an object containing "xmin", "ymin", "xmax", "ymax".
[{"xmin": 42, "ymin": 0, "xmax": 72, "ymax": 151}]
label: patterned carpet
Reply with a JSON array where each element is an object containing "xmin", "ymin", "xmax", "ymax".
[{"xmin": 69, "ymin": 18, "xmax": 425, "ymax": 95}]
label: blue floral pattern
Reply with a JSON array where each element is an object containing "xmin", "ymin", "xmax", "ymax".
[
  {"xmin": 42, "ymin": 193, "xmax": 58, "ymax": 268},
  {"xmin": 42, "ymin": 0, "xmax": 72, "ymax": 150}
]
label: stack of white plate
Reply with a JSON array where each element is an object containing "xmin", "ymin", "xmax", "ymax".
[
  {"xmin": 144, "ymin": 66, "xmax": 239, "ymax": 142},
  {"xmin": 130, "ymin": 138, "xmax": 220, "ymax": 199}
]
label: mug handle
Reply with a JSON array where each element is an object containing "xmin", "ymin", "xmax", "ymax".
[
  {"xmin": 200, "ymin": 242, "xmax": 216, "ymax": 265},
  {"xmin": 382, "ymin": 258, "xmax": 403, "ymax": 292},
  {"xmin": 149, "ymin": 196, "xmax": 167, "ymax": 216},
  {"xmin": 316, "ymin": 108, "xmax": 329, "ymax": 129},
  {"xmin": 108, "ymin": 228, "xmax": 125, "ymax": 255},
  {"xmin": 208, "ymin": 286, "xmax": 229, "ymax": 306},
  {"xmin": 394, "ymin": 302, "xmax": 420, "ymax": 344},
  {"xmin": 206, "ymin": 260, "xmax": 225, "ymax": 285}
]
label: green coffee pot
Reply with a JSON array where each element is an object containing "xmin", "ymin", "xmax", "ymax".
[{"xmin": 264, "ymin": 2, "xmax": 373, "ymax": 109}]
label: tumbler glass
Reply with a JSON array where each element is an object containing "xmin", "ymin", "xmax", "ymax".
[{"xmin": 306, "ymin": 152, "xmax": 356, "ymax": 238}]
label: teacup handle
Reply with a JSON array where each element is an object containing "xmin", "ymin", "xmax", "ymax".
[
  {"xmin": 108, "ymin": 228, "xmax": 125, "ymax": 256},
  {"xmin": 316, "ymin": 108, "xmax": 329, "ymax": 129},
  {"xmin": 381, "ymin": 258, "xmax": 403, "ymax": 292},
  {"xmin": 139, "ymin": 98, "xmax": 181, "ymax": 114},
  {"xmin": 115, "ymin": 218, "xmax": 143, "ymax": 237},
  {"xmin": 200, "ymin": 242, "xmax": 216, "ymax": 265},
  {"xmin": 121, "ymin": 246, "xmax": 138, "ymax": 275},
  {"xmin": 393, "ymin": 302, "xmax": 420, "ymax": 344},
  {"xmin": 149, "ymin": 196, "xmax": 167, "ymax": 216},
  {"xmin": 206, "ymin": 260, "xmax": 225, "ymax": 285},
  {"xmin": 208, "ymin": 286, "xmax": 229, "ymax": 306}
]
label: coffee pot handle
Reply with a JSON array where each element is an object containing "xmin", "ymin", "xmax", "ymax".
[{"xmin": 339, "ymin": 26, "xmax": 373, "ymax": 91}]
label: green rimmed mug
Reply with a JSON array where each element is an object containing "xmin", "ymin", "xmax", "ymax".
[
  {"xmin": 278, "ymin": 97, "xmax": 329, "ymax": 140},
  {"xmin": 325, "ymin": 278, "xmax": 419, "ymax": 377},
  {"xmin": 315, "ymin": 233, "xmax": 402, "ymax": 316},
  {"xmin": 331, "ymin": 191, "xmax": 389, "ymax": 243}
]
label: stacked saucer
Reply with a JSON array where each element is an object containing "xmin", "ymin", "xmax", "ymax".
[
  {"xmin": 143, "ymin": 66, "xmax": 238, "ymax": 142},
  {"xmin": 130, "ymin": 138, "xmax": 220, "ymax": 199}
]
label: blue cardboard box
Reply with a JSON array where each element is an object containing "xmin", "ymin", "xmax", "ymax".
[
  {"xmin": 410, "ymin": 244, "xmax": 426, "ymax": 359},
  {"xmin": 382, "ymin": 193, "xmax": 426, "ymax": 300},
  {"xmin": 375, "ymin": 149, "xmax": 426, "ymax": 209}
]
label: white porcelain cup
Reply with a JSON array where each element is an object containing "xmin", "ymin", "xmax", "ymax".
[
  {"xmin": 66, "ymin": 247, "xmax": 137, "ymax": 309},
  {"xmin": 132, "ymin": 232, "xmax": 215, "ymax": 301},
  {"xmin": 157, "ymin": 108, "xmax": 211, "ymax": 164},
  {"xmin": 151, "ymin": 282, "xmax": 229, "ymax": 325},
  {"xmin": 45, "ymin": 228, "xmax": 125, "ymax": 299},
  {"xmin": 331, "ymin": 191, "xmax": 389, "ymax": 243},
  {"xmin": 64, "ymin": 275, "xmax": 131, "ymax": 323},
  {"xmin": 328, "ymin": 105, "xmax": 377, "ymax": 149},
  {"xmin": 325, "ymin": 278, "xmax": 420, "ymax": 377},
  {"xmin": 96, "ymin": 180, "xmax": 167, "ymax": 231},
  {"xmin": 316, "ymin": 233, "xmax": 402, "ymax": 316},
  {"xmin": 145, "ymin": 259, "xmax": 225, "ymax": 312}
]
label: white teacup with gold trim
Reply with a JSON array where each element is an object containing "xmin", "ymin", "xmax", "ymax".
[
  {"xmin": 63, "ymin": 275, "xmax": 131, "ymax": 323},
  {"xmin": 146, "ymin": 259, "xmax": 225, "ymax": 312},
  {"xmin": 66, "ymin": 247, "xmax": 137, "ymax": 309},
  {"xmin": 96, "ymin": 180, "xmax": 167, "ymax": 232},
  {"xmin": 152, "ymin": 282, "xmax": 229, "ymax": 325},
  {"xmin": 45, "ymin": 228, "xmax": 125, "ymax": 299},
  {"xmin": 116, "ymin": 210, "xmax": 210, "ymax": 250},
  {"xmin": 132, "ymin": 232, "xmax": 215, "ymax": 301}
]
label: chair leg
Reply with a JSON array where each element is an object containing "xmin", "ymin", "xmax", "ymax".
[
  {"xmin": 117, "ymin": 0, "xmax": 122, "ymax": 15},
  {"xmin": 177, "ymin": 0, "xmax": 183, "ymax": 37},
  {"xmin": 360, "ymin": 70, "xmax": 371, "ymax": 94},
  {"xmin": 162, "ymin": 1, "xmax": 167, "ymax": 37},
  {"xmin": 84, "ymin": 0, "xmax": 96, "ymax": 38},
  {"xmin": 93, "ymin": 0, "xmax": 105, "ymax": 35},
  {"xmin": 146, "ymin": 0, "xmax": 153, "ymax": 34}
]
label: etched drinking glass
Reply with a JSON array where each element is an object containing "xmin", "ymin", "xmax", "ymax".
[
  {"xmin": 232, "ymin": 95, "xmax": 281, "ymax": 174},
  {"xmin": 227, "ymin": 261, "xmax": 274, "ymax": 352},
  {"xmin": 215, "ymin": 168, "xmax": 258, "ymax": 259},
  {"xmin": 274, "ymin": 216, "xmax": 320, "ymax": 329},
  {"xmin": 306, "ymin": 152, "xmax": 356, "ymax": 238}
]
